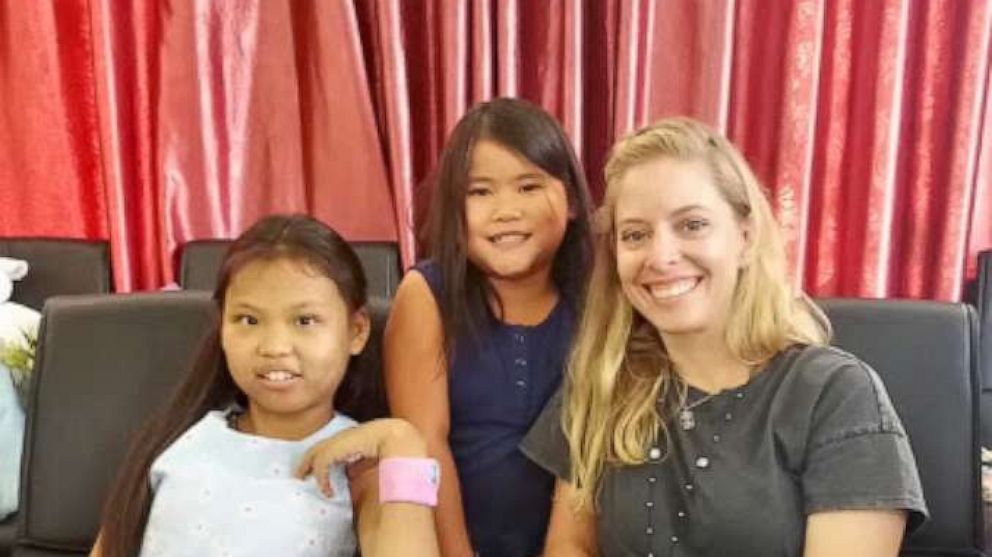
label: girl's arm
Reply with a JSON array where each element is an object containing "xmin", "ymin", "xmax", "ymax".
[
  {"xmin": 87, "ymin": 533, "xmax": 104, "ymax": 557},
  {"xmin": 803, "ymin": 510, "xmax": 906, "ymax": 557},
  {"xmin": 543, "ymin": 479, "xmax": 598, "ymax": 556},
  {"xmin": 383, "ymin": 273, "xmax": 475, "ymax": 557},
  {"xmin": 297, "ymin": 419, "xmax": 440, "ymax": 557}
]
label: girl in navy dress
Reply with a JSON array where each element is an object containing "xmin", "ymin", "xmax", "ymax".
[{"xmin": 384, "ymin": 98, "xmax": 595, "ymax": 557}]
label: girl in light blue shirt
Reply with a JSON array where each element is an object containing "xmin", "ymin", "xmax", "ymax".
[{"xmin": 89, "ymin": 215, "xmax": 439, "ymax": 557}]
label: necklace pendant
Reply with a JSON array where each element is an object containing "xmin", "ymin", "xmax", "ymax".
[{"xmin": 679, "ymin": 409, "xmax": 696, "ymax": 431}]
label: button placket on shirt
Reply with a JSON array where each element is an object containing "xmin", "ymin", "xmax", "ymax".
[
  {"xmin": 510, "ymin": 330, "xmax": 529, "ymax": 394},
  {"xmin": 644, "ymin": 445, "xmax": 661, "ymax": 554},
  {"xmin": 642, "ymin": 388, "xmax": 748, "ymax": 555}
]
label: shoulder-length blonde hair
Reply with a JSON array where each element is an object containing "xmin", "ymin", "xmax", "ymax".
[{"xmin": 563, "ymin": 117, "xmax": 830, "ymax": 509}]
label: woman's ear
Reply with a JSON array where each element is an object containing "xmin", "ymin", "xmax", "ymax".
[{"xmin": 349, "ymin": 308, "xmax": 372, "ymax": 355}]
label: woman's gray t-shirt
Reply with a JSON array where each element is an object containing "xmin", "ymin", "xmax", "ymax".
[{"xmin": 521, "ymin": 344, "xmax": 928, "ymax": 556}]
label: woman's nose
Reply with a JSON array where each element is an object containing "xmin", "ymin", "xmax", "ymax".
[{"xmin": 646, "ymin": 228, "xmax": 682, "ymax": 268}]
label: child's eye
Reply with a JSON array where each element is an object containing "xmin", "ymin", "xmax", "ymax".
[
  {"xmin": 619, "ymin": 229, "xmax": 650, "ymax": 245},
  {"xmin": 297, "ymin": 315, "xmax": 320, "ymax": 326},
  {"xmin": 467, "ymin": 186, "xmax": 491, "ymax": 197},
  {"xmin": 234, "ymin": 314, "xmax": 258, "ymax": 326},
  {"xmin": 520, "ymin": 182, "xmax": 544, "ymax": 193}
]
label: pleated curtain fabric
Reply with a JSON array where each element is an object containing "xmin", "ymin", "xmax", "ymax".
[{"xmin": 0, "ymin": 0, "xmax": 989, "ymax": 300}]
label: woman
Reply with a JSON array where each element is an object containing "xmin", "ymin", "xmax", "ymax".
[{"xmin": 522, "ymin": 117, "xmax": 927, "ymax": 556}]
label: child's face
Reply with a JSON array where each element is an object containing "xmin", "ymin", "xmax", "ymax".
[
  {"xmin": 464, "ymin": 139, "xmax": 571, "ymax": 283},
  {"xmin": 221, "ymin": 257, "xmax": 369, "ymax": 426}
]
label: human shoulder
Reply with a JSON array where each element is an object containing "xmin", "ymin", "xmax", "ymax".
[
  {"xmin": 775, "ymin": 344, "xmax": 885, "ymax": 402},
  {"xmin": 405, "ymin": 259, "xmax": 442, "ymax": 297},
  {"xmin": 324, "ymin": 412, "xmax": 358, "ymax": 436},
  {"xmin": 774, "ymin": 344, "xmax": 903, "ymax": 443},
  {"xmin": 388, "ymin": 267, "xmax": 442, "ymax": 341},
  {"xmin": 392, "ymin": 261, "xmax": 443, "ymax": 312},
  {"xmin": 162, "ymin": 410, "xmax": 235, "ymax": 453},
  {"xmin": 149, "ymin": 411, "xmax": 227, "ymax": 484}
]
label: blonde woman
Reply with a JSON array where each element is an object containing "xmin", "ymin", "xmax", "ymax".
[{"xmin": 522, "ymin": 118, "xmax": 927, "ymax": 556}]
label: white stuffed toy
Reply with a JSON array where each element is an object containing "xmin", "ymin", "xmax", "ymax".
[
  {"xmin": 0, "ymin": 258, "xmax": 40, "ymax": 350},
  {"xmin": 0, "ymin": 257, "xmax": 38, "ymax": 519}
]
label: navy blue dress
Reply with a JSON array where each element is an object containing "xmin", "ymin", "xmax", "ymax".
[{"xmin": 414, "ymin": 260, "xmax": 575, "ymax": 557}]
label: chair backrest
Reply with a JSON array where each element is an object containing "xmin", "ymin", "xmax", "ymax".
[
  {"xmin": 12, "ymin": 292, "xmax": 392, "ymax": 556},
  {"xmin": 14, "ymin": 292, "xmax": 216, "ymax": 556},
  {"xmin": 0, "ymin": 239, "xmax": 111, "ymax": 311},
  {"xmin": 975, "ymin": 251, "xmax": 992, "ymax": 449},
  {"xmin": 818, "ymin": 298, "xmax": 982, "ymax": 555},
  {"xmin": 179, "ymin": 239, "xmax": 402, "ymax": 299}
]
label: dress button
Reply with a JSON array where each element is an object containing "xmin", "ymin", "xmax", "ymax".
[
  {"xmin": 735, "ymin": 391, "xmax": 745, "ymax": 399},
  {"xmin": 647, "ymin": 553, "xmax": 655, "ymax": 557},
  {"xmin": 695, "ymin": 456, "xmax": 710, "ymax": 469},
  {"xmin": 515, "ymin": 333, "xmax": 525, "ymax": 343},
  {"xmin": 712, "ymin": 434, "xmax": 721, "ymax": 443},
  {"xmin": 677, "ymin": 510, "xmax": 687, "ymax": 518},
  {"xmin": 515, "ymin": 380, "xmax": 526, "ymax": 388},
  {"xmin": 645, "ymin": 501, "xmax": 654, "ymax": 508},
  {"xmin": 514, "ymin": 358, "xmax": 527, "ymax": 366},
  {"xmin": 646, "ymin": 526, "xmax": 654, "ymax": 535},
  {"xmin": 648, "ymin": 447, "xmax": 662, "ymax": 460},
  {"xmin": 647, "ymin": 476, "xmax": 657, "ymax": 483},
  {"xmin": 724, "ymin": 412, "xmax": 733, "ymax": 421},
  {"xmin": 671, "ymin": 535, "xmax": 679, "ymax": 544},
  {"xmin": 684, "ymin": 483, "xmax": 694, "ymax": 491}
]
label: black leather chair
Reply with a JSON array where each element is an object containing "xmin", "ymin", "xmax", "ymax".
[
  {"xmin": 820, "ymin": 298, "xmax": 983, "ymax": 556},
  {"xmin": 974, "ymin": 251, "xmax": 992, "ymax": 449},
  {"xmin": 179, "ymin": 239, "xmax": 403, "ymax": 298},
  {"xmin": 0, "ymin": 239, "xmax": 112, "ymax": 311},
  {"xmin": 12, "ymin": 293, "xmax": 215, "ymax": 557},
  {"xmin": 10, "ymin": 292, "xmax": 390, "ymax": 556},
  {"xmin": 0, "ymin": 240, "xmax": 112, "ymax": 555}
]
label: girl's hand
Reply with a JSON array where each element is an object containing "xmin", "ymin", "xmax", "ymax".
[{"xmin": 295, "ymin": 418, "xmax": 427, "ymax": 497}]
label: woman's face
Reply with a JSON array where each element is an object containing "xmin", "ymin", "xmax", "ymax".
[{"xmin": 613, "ymin": 157, "xmax": 750, "ymax": 341}]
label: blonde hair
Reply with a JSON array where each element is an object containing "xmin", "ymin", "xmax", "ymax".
[{"xmin": 564, "ymin": 117, "xmax": 829, "ymax": 509}]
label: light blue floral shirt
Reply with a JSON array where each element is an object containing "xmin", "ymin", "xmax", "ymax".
[
  {"xmin": 0, "ymin": 363, "xmax": 24, "ymax": 519},
  {"xmin": 139, "ymin": 410, "xmax": 357, "ymax": 557}
]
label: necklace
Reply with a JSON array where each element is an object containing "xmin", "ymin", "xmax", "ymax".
[{"xmin": 677, "ymin": 393, "xmax": 716, "ymax": 431}]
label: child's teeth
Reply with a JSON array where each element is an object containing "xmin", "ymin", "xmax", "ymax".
[{"xmin": 493, "ymin": 233, "xmax": 526, "ymax": 245}]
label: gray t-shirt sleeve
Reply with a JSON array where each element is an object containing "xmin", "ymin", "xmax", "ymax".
[
  {"xmin": 800, "ymin": 357, "xmax": 928, "ymax": 527},
  {"xmin": 520, "ymin": 387, "xmax": 572, "ymax": 481}
]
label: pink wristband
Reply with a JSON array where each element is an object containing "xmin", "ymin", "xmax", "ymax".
[{"xmin": 378, "ymin": 457, "xmax": 440, "ymax": 507}]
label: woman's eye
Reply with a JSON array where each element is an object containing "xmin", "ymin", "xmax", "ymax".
[
  {"xmin": 520, "ymin": 182, "xmax": 544, "ymax": 193},
  {"xmin": 682, "ymin": 218, "xmax": 709, "ymax": 233}
]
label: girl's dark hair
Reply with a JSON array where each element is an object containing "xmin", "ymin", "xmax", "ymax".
[
  {"xmin": 427, "ymin": 97, "xmax": 594, "ymax": 356},
  {"xmin": 97, "ymin": 214, "xmax": 385, "ymax": 557}
]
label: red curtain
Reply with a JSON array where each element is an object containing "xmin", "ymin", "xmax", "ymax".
[{"xmin": 1, "ymin": 0, "xmax": 990, "ymax": 301}]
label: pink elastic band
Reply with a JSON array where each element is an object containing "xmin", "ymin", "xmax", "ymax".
[{"xmin": 378, "ymin": 457, "xmax": 440, "ymax": 507}]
